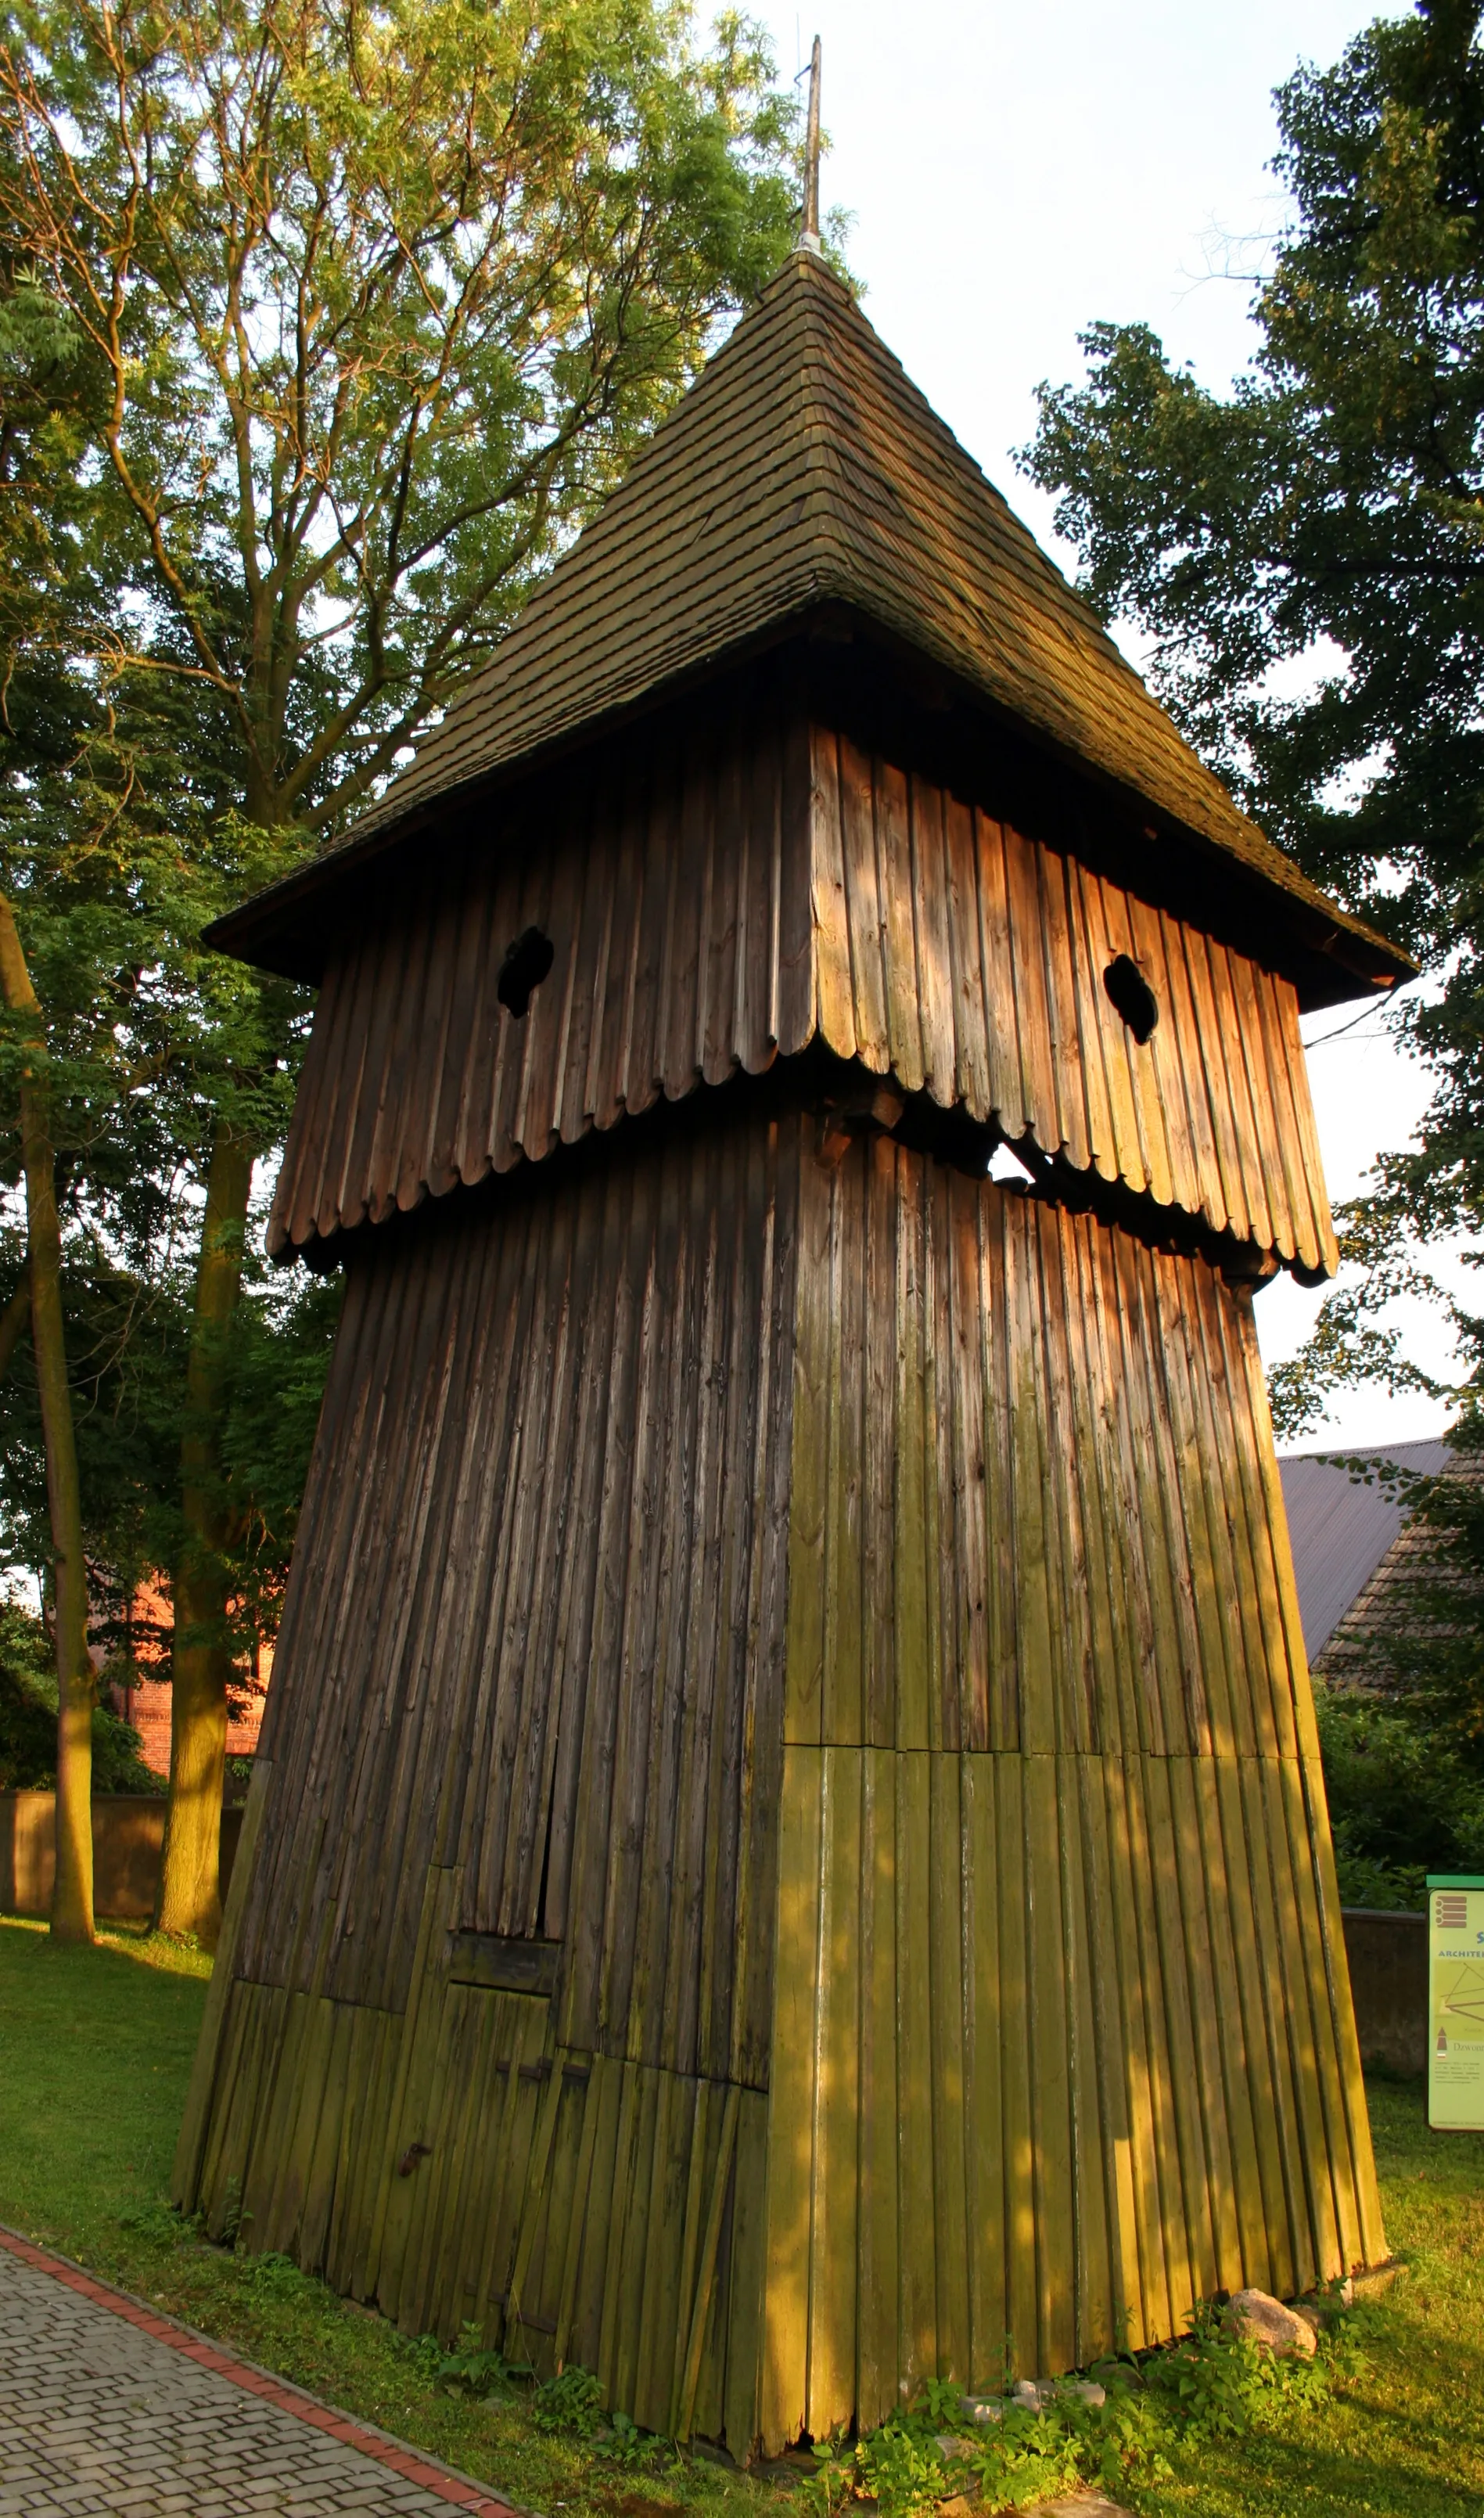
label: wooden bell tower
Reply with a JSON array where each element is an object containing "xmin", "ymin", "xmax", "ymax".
[{"xmin": 176, "ymin": 206, "xmax": 1404, "ymax": 2456}]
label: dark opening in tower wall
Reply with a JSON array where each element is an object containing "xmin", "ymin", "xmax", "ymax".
[
  {"xmin": 497, "ymin": 925, "xmax": 555, "ymax": 1018},
  {"xmin": 1104, "ymin": 952, "xmax": 1159, "ymax": 1043}
]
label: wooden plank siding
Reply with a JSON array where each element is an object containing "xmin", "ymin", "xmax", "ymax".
[
  {"xmin": 762, "ymin": 1134, "xmax": 1381, "ymax": 2448},
  {"xmin": 179, "ymin": 1108, "xmax": 1377, "ymax": 2459},
  {"xmin": 268, "ymin": 709, "xmax": 1336, "ymax": 1280},
  {"xmin": 235, "ymin": 1102, "xmax": 799, "ymax": 2085}
]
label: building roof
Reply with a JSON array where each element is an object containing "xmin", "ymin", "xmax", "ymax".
[
  {"xmin": 210, "ymin": 252, "xmax": 1410, "ymax": 1004},
  {"xmin": 1278, "ymin": 1439, "xmax": 1454, "ymax": 1664}
]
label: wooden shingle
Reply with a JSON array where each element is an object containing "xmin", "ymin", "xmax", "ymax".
[{"xmin": 221, "ymin": 250, "xmax": 1404, "ymax": 991}]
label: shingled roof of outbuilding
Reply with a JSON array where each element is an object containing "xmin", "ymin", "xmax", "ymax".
[{"xmin": 214, "ymin": 250, "xmax": 1408, "ymax": 990}]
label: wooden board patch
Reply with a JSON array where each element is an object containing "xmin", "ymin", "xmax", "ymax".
[{"xmin": 448, "ymin": 1933, "xmax": 561, "ymax": 1998}]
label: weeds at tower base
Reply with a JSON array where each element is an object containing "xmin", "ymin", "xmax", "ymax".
[{"xmin": 419, "ymin": 2283, "xmax": 1364, "ymax": 2517}]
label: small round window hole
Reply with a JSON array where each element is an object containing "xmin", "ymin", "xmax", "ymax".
[
  {"xmin": 1104, "ymin": 954, "xmax": 1158, "ymax": 1045},
  {"xmin": 497, "ymin": 926, "xmax": 555, "ymax": 1020}
]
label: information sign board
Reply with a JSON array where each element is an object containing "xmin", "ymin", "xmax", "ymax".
[{"xmin": 1428, "ymin": 1874, "xmax": 1484, "ymax": 2130}]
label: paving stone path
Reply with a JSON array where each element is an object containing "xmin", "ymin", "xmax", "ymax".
[{"xmin": 0, "ymin": 2228, "xmax": 515, "ymax": 2518}]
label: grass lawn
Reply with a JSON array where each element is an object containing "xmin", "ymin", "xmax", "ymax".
[{"xmin": 2, "ymin": 1914, "xmax": 1482, "ymax": 2516}]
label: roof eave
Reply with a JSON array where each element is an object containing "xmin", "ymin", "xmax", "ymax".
[{"xmin": 203, "ymin": 595, "xmax": 1415, "ymax": 1013}]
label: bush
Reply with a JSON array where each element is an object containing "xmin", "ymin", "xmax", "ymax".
[
  {"xmin": 1316, "ymin": 1688, "xmax": 1484, "ymax": 1908},
  {"xmin": 0, "ymin": 1598, "xmax": 162, "ymax": 1793},
  {"xmin": 799, "ymin": 2301, "xmax": 1355, "ymax": 2518}
]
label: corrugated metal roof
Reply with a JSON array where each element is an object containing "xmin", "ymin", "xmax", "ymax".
[
  {"xmin": 1277, "ymin": 1439, "xmax": 1453, "ymax": 1661},
  {"xmin": 209, "ymin": 251, "xmax": 1411, "ymax": 1001}
]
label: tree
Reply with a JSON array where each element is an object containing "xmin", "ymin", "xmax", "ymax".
[
  {"xmin": 0, "ymin": 0, "xmax": 803, "ymax": 1940},
  {"xmin": 1022, "ymin": 0, "xmax": 1484, "ymax": 1432},
  {"xmin": 0, "ymin": 903, "xmax": 93, "ymax": 1936}
]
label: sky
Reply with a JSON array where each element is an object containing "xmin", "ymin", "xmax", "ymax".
[{"xmin": 749, "ymin": 0, "xmax": 1458, "ymax": 1453}]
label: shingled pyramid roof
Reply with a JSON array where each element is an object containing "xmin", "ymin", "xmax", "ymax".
[{"xmin": 221, "ymin": 250, "xmax": 1407, "ymax": 987}]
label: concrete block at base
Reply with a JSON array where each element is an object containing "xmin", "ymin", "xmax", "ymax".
[
  {"xmin": 1342, "ymin": 1908, "xmax": 1427, "ymax": 2078},
  {"xmin": 0, "ymin": 1792, "xmax": 243, "ymax": 1919}
]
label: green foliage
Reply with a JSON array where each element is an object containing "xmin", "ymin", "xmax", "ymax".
[
  {"xmin": 530, "ymin": 2365, "xmax": 607, "ymax": 2436},
  {"xmin": 240, "ymin": 2248, "xmax": 317, "ymax": 2301},
  {"xmin": 1143, "ymin": 2303, "xmax": 1328, "ymax": 2441},
  {"xmin": 600, "ymin": 2405, "xmax": 674, "ymax": 2466},
  {"xmin": 0, "ymin": 0, "xmax": 817, "ymax": 1718},
  {"xmin": 800, "ymin": 2308, "xmax": 1362, "ymax": 2518},
  {"xmin": 0, "ymin": 1222, "xmax": 341, "ymax": 1682},
  {"xmin": 1025, "ymin": 0, "xmax": 1484, "ymax": 959},
  {"xmin": 432, "ymin": 2325, "xmax": 533, "ymax": 2401},
  {"xmin": 117, "ymin": 2199, "xmax": 194, "ymax": 2246},
  {"xmin": 0, "ymin": 0, "xmax": 808, "ymax": 836},
  {"xmin": 0, "ymin": 1596, "xmax": 160, "ymax": 1790},
  {"xmin": 1317, "ymin": 1688, "xmax": 1484, "ymax": 1908},
  {"xmin": 1023, "ymin": 0, "xmax": 1484, "ymax": 1430}
]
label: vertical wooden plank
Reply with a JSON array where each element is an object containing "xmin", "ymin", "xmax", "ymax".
[
  {"xmin": 1108, "ymin": 1757, "xmax": 1182, "ymax": 2348},
  {"xmin": 877, "ymin": 760, "xmax": 925, "ymax": 1094},
  {"xmin": 1005, "ymin": 1199, "xmax": 1055, "ymax": 1756},
  {"xmin": 1037, "ymin": 847, "xmax": 1091, "ymax": 1174},
  {"xmin": 1126, "ymin": 892, "xmax": 1197, "ymax": 1219},
  {"xmin": 947, "ymin": 1177, "xmax": 990, "ymax": 1753},
  {"xmin": 929, "ymin": 1754, "xmax": 970, "ymax": 2385},
  {"xmin": 1272, "ymin": 970, "xmax": 1340, "ymax": 1277},
  {"xmin": 677, "ymin": 2081, "xmax": 742, "ymax": 2440},
  {"xmin": 1077, "ymin": 869, "xmax": 1148, "ymax": 1197},
  {"xmin": 739, "ymin": 692, "xmax": 783, "ymax": 1077},
  {"xmin": 995, "ymin": 1756, "xmax": 1037, "ymax": 2376},
  {"xmin": 810, "ymin": 725, "xmax": 857, "ymax": 1059},
  {"xmin": 1232, "ymin": 953, "xmax": 1300, "ymax": 1263},
  {"xmin": 960, "ymin": 1754, "xmax": 1007, "ymax": 2389},
  {"xmin": 1163, "ymin": 1755, "xmax": 1243, "ymax": 2289},
  {"xmin": 974, "ymin": 813, "xmax": 1028, "ymax": 1142},
  {"xmin": 821, "ymin": 1138, "xmax": 864, "ymax": 1750},
  {"xmin": 1075, "ymin": 1755, "xmax": 1146, "ymax": 2354},
  {"xmin": 760, "ymin": 1745, "xmax": 822, "ymax": 2451},
  {"xmin": 777, "ymin": 707, "xmax": 818, "ymax": 1059},
  {"xmin": 1003, "ymin": 824, "xmax": 1058, "ymax": 1156},
  {"xmin": 596, "ymin": 2063, "xmax": 645, "ymax": 2398},
  {"xmin": 1140, "ymin": 1757, "xmax": 1219, "ymax": 2317},
  {"xmin": 1155, "ymin": 907, "xmax": 1226, "ymax": 1236},
  {"xmin": 1099, "ymin": 884, "xmax": 1173, "ymax": 1211},
  {"xmin": 1258, "ymin": 965, "xmax": 1335, "ymax": 1276},
  {"xmin": 944, "ymin": 792, "xmax": 990, "ymax": 1121},
  {"xmin": 784, "ymin": 1146, "xmax": 832, "ymax": 1749},
  {"xmin": 807, "ymin": 1747, "xmax": 863, "ymax": 2437},
  {"xmin": 1064, "ymin": 857, "xmax": 1119, "ymax": 1189},
  {"xmin": 1185, "ymin": 1757, "xmax": 1272, "ymax": 2286},
  {"xmin": 894, "ymin": 1149, "xmax": 932, "ymax": 1753},
  {"xmin": 981, "ymin": 1190, "xmax": 1021, "ymax": 1755},
  {"xmin": 625, "ymin": 736, "xmax": 674, "ymax": 1115},
  {"xmin": 1025, "ymin": 1752, "xmax": 1075, "ymax": 2376},
  {"xmin": 857, "ymin": 1746, "xmax": 900, "ymax": 2431},
  {"xmin": 838, "ymin": 732, "xmax": 890, "ymax": 1073},
  {"xmin": 1180, "ymin": 926, "xmax": 1259, "ymax": 1247},
  {"xmin": 1056, "ymin": 1757, "xmax": 1113, "ymax": 2369},
  {"xmin": 896, "ymin": 1750, "xmax": 937, "ymax": 2395},
  {"xmin": 703, "ymin": 725, "xmax": 743, "ymax": 1090},
  {"xmin": 911, "ymin": 774, "xmax": 958, "ymax": 1106},
  {"xmin": 173, "ymin": 1760, "xmax": 274, "ymax": 2208},
  {"xmin": 724, "ymin": 2090, "xmax": 771, "ymax": 2459},
  {"xmin": 863, "ymin": 1138, "xmax": 897, "ymax": 1749}
]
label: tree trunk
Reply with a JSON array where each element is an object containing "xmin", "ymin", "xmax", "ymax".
[
  {"xmin": 0, "ymin": 898, "xmax": 93, "ymax": 1943},
  {"xmin": 0, "ymin": 1263, "xmax": 30, "ymax": 1382},
  {"xmin": 154, "ymin": 1122, "xmax": 255, "ymax": 1947}
]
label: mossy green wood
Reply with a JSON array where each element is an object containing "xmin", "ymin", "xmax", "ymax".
[{"xmin": 175, "ymin": 1112, "xmax": 1383, "ymax": 2461}]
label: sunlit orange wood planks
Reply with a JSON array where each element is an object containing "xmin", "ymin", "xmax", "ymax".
[{"xmin": 269, "ymin": 707, "xmax": 1336, "ymax": 1279}]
